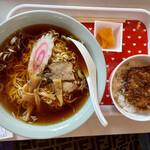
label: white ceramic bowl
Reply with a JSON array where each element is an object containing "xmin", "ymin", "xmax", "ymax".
[
  {"xmin": 0, "ymin": 10, "xmax": 106, "ymax": 139},
  {"xmin": 110, "ymin": 54, "xmax": 150, "ymax": 121}
]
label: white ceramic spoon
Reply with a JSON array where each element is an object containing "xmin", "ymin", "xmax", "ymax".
[{"xmin": 68, "ymin": 37, "xmax": 108, "ymax": 127}]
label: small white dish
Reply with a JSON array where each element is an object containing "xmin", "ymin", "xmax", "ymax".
[
  {"xmin": 94, "ymin": 21, "xmax": 123, "ymax": 52},
  {"xmin": 110, "ymin": 54, "xmax": 150, "ymax": 121}
]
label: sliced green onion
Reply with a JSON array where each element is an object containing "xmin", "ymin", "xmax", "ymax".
[
  {"xmin": 78, "ymin": 69, "xmax": 85, "ymax": 79},
  {"xmin": 61, "ymin": 35, "xmax": 70, "ymax": 42}
]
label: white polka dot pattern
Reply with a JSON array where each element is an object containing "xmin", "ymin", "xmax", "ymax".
[{"xmin": 83, "ymin": 20, "xmax": 148, "ymax": 105}]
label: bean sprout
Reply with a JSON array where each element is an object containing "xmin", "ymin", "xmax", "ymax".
[
  {"xmin": 10, "ymin": 36, "xmax": 17, "ymax": 45},
  {"xmin": 0, "ymin": 64, "xmax": 6, "ymax": 71},
  {"xmin": 0, "ymin": 52, "xmax": 14, "ymax": 63},
  {"xmin": 0, "ymin": 83, "xmax": 3, "ymax": 91}
]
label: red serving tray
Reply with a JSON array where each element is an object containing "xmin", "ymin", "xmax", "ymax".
[{"xmin": 83, "ymin": 20, "xmax": 148, "ymax": 105}]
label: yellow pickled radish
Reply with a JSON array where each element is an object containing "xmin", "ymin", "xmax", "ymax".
[{"xmin": 97, "ymin": 27, "xmax": 115, "ymax": 49}]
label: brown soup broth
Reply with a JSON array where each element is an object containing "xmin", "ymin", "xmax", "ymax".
[{"xmin": 0, "ymin": 24, "xmax": 89, "ymax": 125}]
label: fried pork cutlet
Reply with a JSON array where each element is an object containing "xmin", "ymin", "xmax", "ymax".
[{"xmin": 124, "ymin": 66, "xmax": 150, "ymax": 111}]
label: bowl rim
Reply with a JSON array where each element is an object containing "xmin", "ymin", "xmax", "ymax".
[
  {"xmin": 110, "ymin": 54, "xmax": 150, "ymax": 121},
  {"xmin": 0, "ymin": 10, "xmax": 106, "ymax": 139}
]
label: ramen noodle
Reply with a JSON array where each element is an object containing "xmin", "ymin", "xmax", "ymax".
[{"xmin": 0, "ymin": 24, "xmax": 89, "ymax": 125}]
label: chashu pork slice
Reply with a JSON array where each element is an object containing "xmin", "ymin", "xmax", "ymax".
[
  {"xmin": 48, "ymin": 62, "xmax": 75, "ymax": 81},
  {"xmin": 62, "ymin": 82, "xmax": 78, "ymax": 93}
]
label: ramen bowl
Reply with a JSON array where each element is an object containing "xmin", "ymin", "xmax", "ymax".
[
  {"xmin": 0, "ymin": 10, "xmax": 106, "ymax": 139},
  {"xmin": 110, "ymin": 55, "xmax": 150, "ymax": 121}
]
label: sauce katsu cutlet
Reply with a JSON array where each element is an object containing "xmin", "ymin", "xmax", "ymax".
[{"xmin": 124, "ymin": 66, "xmax": 150, "ymax": 111}]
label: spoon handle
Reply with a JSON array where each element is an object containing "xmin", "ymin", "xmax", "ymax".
[
  {"xmin": 69, "ymin": 38, "xmax": 108, "ymax": 126},
  {"xmin": 87, "ymin": 73, "xmax": 108, "ymax": 127}
]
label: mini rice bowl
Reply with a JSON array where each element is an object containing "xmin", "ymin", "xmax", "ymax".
[
  {"xmin": 110, "ymin": 55, "xmax": 150, "ymax": 121},
  {"xmin": 0, "ymin": 10, "xmax": 106, "ymax": 138}
]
